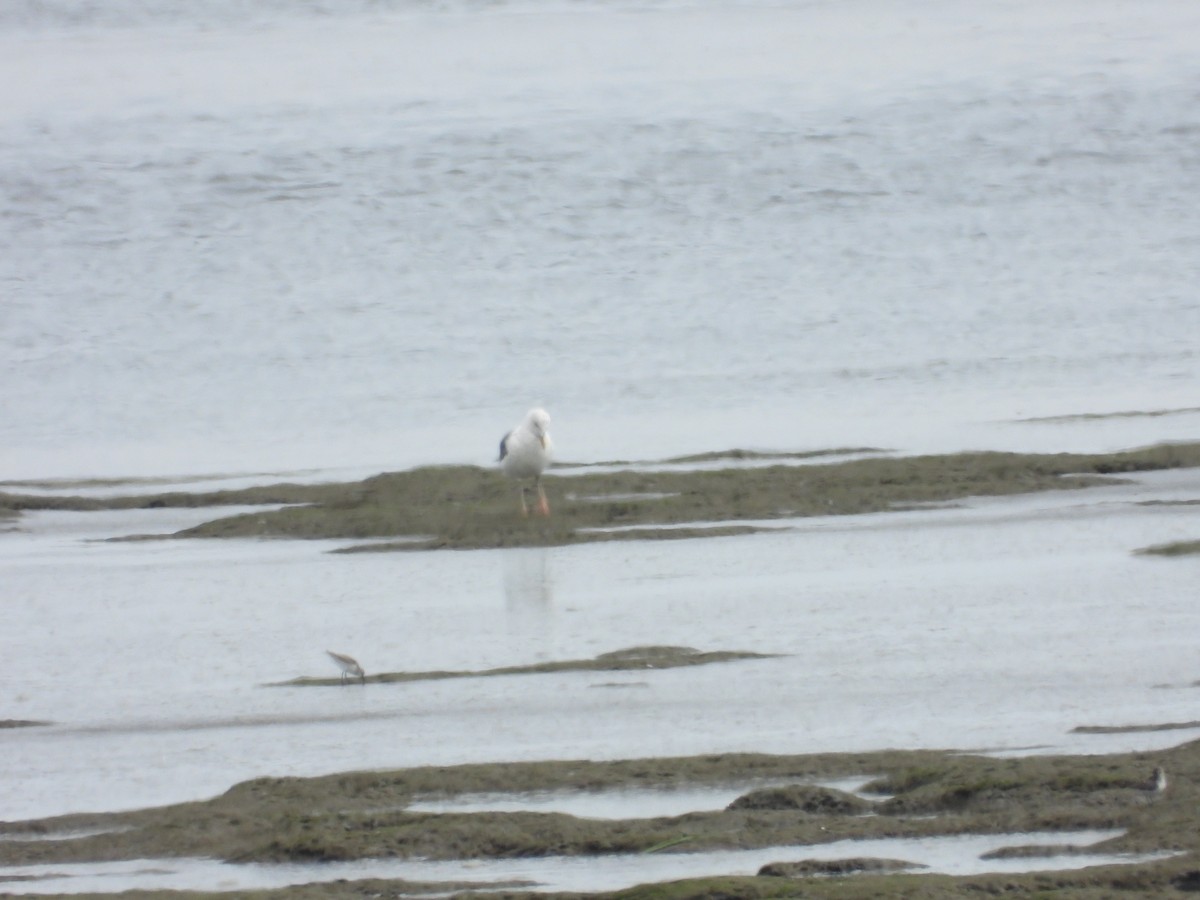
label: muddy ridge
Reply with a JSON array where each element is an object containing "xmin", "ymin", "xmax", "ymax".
[
  {"xmin": 1, "ymin": 740, "xmax": 1197, "ymax": 898},
  {"xmin": 2, "ymin": 442, "xmax": 1198, "ymax": 551},
  {"xmin": 273, "ymin": 645, "xmax": 778, "ymax": 687}
]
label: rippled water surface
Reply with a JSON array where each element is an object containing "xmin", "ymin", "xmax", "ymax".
[
  {"xmin": 3, "ymin": 0, "xmax": 1200, "ymax": 892},
  {"xmin": 2, "ymin": 0, "xmax": 1199, "ymax": 478}
]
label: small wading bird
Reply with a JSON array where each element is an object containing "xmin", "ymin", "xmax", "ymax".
[
  {"xmin": 326, "ymin": 651, "xmax": 365, "ymax": 685},
  {"xmin": 1150, "ymin": 766, "xmax": 1168, "ymax": 793},
  {"xmin": 498, "ymin": 407, "xmax": 553, "ymax": 516}
]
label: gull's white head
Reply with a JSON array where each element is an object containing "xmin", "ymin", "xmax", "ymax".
[{"xmin": 526, "ymin": 408, "xmax": 551, "ymax": 441}]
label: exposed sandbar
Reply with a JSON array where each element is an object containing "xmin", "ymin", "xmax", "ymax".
[
  {"xmin": 3, "ymin": 442, "xmax": 1199, "ymax": 551},
  {"xmin": 274, "ymin": 645, "xmax": 778, "ymax": 687}
]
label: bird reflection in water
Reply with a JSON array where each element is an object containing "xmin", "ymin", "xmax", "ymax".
[{"xmin": 502, "ymin": 548, "xmax": 556, "ymax": 654}]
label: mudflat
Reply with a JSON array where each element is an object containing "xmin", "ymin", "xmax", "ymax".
[
  {"xmin": 4, "ymin": 442, "xmax": 1199, "ymax": 896},
  {"xmin": 3, "ymin": 442, "xmax": 1199, "ymax": 552},
  {"xmin": 1, "ymin": 738, "xmax": 1197, "ymax": 897}
]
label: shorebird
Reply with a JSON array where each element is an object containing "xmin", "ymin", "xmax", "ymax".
[
  {"xmin": 498, "ymin": 408, "xmax": 553, "ymax": 516},
  {"xmin": 1150, "ymin": 766, "xmax": 1168, "ymax": 793},
  {"xmin": 326, "ymin": 651, "xmax": 365, "ymax": 685}
]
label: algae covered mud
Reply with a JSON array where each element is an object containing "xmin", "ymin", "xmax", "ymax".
[
  {"xmin": 1, "ymin": 741, "xmax": 1198, "ymax": 897},
  {"xmin": 3, "ymin": 442, "xmax": 1200, "ymax": 552},
  {"xmin": 272, "ymin": 645, "xmax": 779, "ymax": 689}
]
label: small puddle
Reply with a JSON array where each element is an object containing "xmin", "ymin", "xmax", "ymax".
[
  {"xmin": 0, "ymin": 830, "xmax": 1174, "ymax": 895},
  {"xmin": 0, "ymin": 827, "xmax": 132, "ymax": 843},
  {"xmin": 406, "ymin": 777, "xmax": 881, "ymax": 818},
  {"xmin": 569, "ymin": 492, "xmax": 681, "ymax": 503}
]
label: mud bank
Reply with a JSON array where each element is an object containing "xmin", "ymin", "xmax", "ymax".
[
  {"xmin": 2, "ymin": 442, "xmax": 1199, "ymax": 551},
  {"xmin": 2, "ymin": 740, "xmax": 1198, "ymax": 898},
  {"xmin": 274, "ymin": 646, "xmax": 778, "ymax": 688},
  {"xmin": 1137, "ymin": 538, "xmax": 1200, "ymax": 557}
]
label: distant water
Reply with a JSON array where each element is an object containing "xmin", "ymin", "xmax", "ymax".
[{"xmin": 1, "ymin": 0, "xmax": 1198, "ymax": 480}]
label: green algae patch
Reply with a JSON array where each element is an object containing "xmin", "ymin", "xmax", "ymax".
[
  {"xmin": 727, "ymin": 784, "xmax": 873, "ymax": 815},
  {"xmin": 1137, "ymin": 539, "xmax": 1200, "ymax": 557},
  {"xmin": 1073, "ymin": 721, "xmax": 1200, "ymax": 734},
  {"xmin": 2, "ymin": 442, "xmax": 1199, "ymax": 550},
  {"xmin": 271, "ymin": 645, "xmax": 778, "ymax": 687},
  {"xmin": 1, "ymin": 741, "xmax": 1196, "ymax": 898},
  {"xmin": 559, "ymin": 446, "xmax": 885, "ymax": 468},
  {"xmin": 657, "ymin": 447, "xmax": 885, "ymax": 465},
  {"xmin": 758, "ymin": 857, "xmax": 922, "ymax": 877},
  {"xmin": 334, "ymin": 523, "xmax": 773, "ymax": 553},
  {"xmin": 1018, "ymin": 406, "xmax": 1200, "ymax": 423}
]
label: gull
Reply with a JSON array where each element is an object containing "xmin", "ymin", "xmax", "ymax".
[
  {"xmin": 326, "ymin": 651, "xmax": 365, "ymax": 685},
  {"xmin": 498, "ymin": 408, "xmax": 553, "ymax": 516}
]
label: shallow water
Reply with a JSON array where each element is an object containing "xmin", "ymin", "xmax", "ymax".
[
  {"xmin": 2, "ymin": 0, "xmax": 1200, "ymax": 480},
  {"xmin": 405, "ymin": 776, "xmax": 881, "ymax": 818},
  {"xmin": 3, "ymin": 1, "xmax": 1200, "ymax": 893},
  {"xmin": 0, "ymin": 830, "xmax": 1173, "ymax": 895},
  {"xmin": 3, "ymin": 467, "xmax": 1200, "ymax": 825}
]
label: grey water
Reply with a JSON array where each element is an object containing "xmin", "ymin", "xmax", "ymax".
[
  {"xmin": 1, "ymin": 0, "xmax": 1199, "ymax": 480},
  {"xmin": 3, "ymin": 0, "xmax": 1200, "ymax": 893},
  {"xmin": 0, "ymin": 831, "xmax": 1177, "ymax": 895}
]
